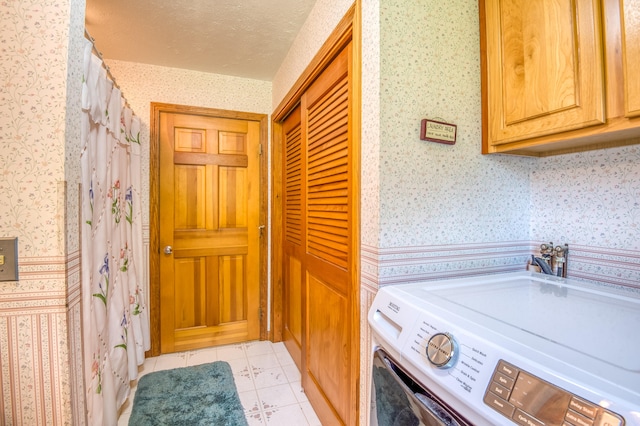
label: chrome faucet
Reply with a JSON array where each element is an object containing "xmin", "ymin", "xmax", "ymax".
[{"xmin": 529, "ymin": 242, "xmax": 568, "ymax": 277}]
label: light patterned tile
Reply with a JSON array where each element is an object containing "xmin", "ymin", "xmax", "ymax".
[
  {"xmin": 217, "ymin": 343, "xmax": 247, "ymax": 360},
  {"xmin": 233, "ymin": 375, "xmax": 256, "ymax": 393},
  {"xmin": 186, "ymin": 347, "xmax": 218, "ymax": 366},
  {"xmin": 301, "ymin": 401, "xmax": 322, "ymax": 426},
  {"xmin": 238, "ymin": 389, "xmax": 261, "ymax": 417},
  {"xmin": 289, "ymin": 381, "xmax": 308, "ymax": 403},
  {"xmin": 227, "ymin": 356, "xmax": 250, "ymax": 372},
  {"xmin": 245, "ymin": 411, "xmax": 266, "ymax": 426},
  {"xmin": 248, "ymin": 352, "xmax": 280, "ymax": 371},
  {"xmin": 231, "ymin": 360, "xmax": 255, "ymax": 393},
  {"xmin": 245, "ymin": 340, "xmax": 275, "ymax": 357},
  {"xmin": 281, "ymin": 363, "xmax": 300, "ymax": 383},
  {"xmin": 153, "ymin": 352, "xmax": 188, "ymax": 371},
  {"xmin": 252, "ymin": 366, "xmax": 289, "ymax": 389},
  {"xmin": 275, "ymin": 349, "xmax": 295, "ymax": 367},
  {"xmin": 256, "ymin": 383, "xmax": 298, "ymax": 409},
  {"xmin": 271, "ymin": 342, "xmax": 287, "ymax": 353},
  {"xmin": 263, "ymin": 404, "xmax": 310, "ymax": 425}
]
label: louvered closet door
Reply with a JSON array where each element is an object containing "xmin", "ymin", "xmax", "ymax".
[
  {"xmin": 301, "ymin": 42, "xmax": 356, "ymax": 426},
  {"xmin": 282, "ymin": 105, "xmax": 304, "ymax": 370}
]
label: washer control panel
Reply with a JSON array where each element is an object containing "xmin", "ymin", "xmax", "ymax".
[
  {"xmin": 484, "ymin": 360, "xmax": 624, "ymax": 426},
  {"xmin": 405, "ymin": 314, "xmax": 496, "ymax": 399},
  {"xmin": 426, "ymin": 332, "xmax": 458, "ymax": 368}
]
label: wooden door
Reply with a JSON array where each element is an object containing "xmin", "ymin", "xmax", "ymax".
[
  {"xmin": 484, "ymin": 0, "xmax": 605, "ymax": 146},
  {"xmin": 300, "ymin": 41, "xmax": 358, "ymax": 426},
  {"xmin": 621, "ymin": 0, "xmax": 640, "ymax": 118},
  {"xmin": 272, "ymin": 8, "xmax": 358, "ymax": 424},
  {"xmin": 283, "ymin": 105, "xmax": 304, "ymax": 370},
  {"xmin": 158, "ymin": 110, "xmax": 261, "ymax": 353}
]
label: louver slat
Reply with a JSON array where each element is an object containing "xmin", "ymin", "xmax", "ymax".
[
  {"xmin": 306, "ymin": 77, "xmax": 349, "ymax": 269},
  {"xmin": 285, "ymin": 125, "xmax": 302, "ymax": 245}
]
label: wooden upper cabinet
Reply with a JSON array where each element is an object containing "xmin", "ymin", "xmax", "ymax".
[
  {"xmin": 621, "ymin": 0, "xmax": 640, "ymax": 117},
  {"xmin": 481, "ymin": 0, "xmax": 640, "ymax": 156}
]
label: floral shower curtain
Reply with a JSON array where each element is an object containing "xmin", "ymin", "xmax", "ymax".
[{"xmin": 80, "ymin": 39, "xmax": 149, "ymax": 425}]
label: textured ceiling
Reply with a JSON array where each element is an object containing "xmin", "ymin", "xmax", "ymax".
[{"xmin": 85, "ymin": 0, "xmax": 317, "ymax": 81}]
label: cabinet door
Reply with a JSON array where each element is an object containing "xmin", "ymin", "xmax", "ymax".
[
  {"xmin": 621, "ymin": 0, "xmax": 640, "ymax": 117},
  {"xmin": 485, "ymin": 0, "xmax": 606, "ymax": 146}
]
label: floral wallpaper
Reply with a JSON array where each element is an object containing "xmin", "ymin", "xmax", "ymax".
[
  {"xmin": 272, "ymin": 0, "xmax": 354, "ymax": 110},
  {"xmin": 0, "ymin": 0, "xmax": 85, "ymax": 423},
  {"xmin": 374, "ymin": 0, "xmax": 533, "ymax": 249},
  {"xmin": 361, "ymin": 0, "xmax": 381, "ymax": 251},
  {"xmin": 531, "ymin": 146, "xmax": 640, "ymax": 250},
  {"xmin": 357, "ymin": 0, "xmax": 640, "ymax": 288},
  {"xmin": 1, "ymin": 0, "xmax": 69, "ymax": 257},
  {"xmin": 531, "ymin": 146, "xmax": 640, "ymax": 286}
]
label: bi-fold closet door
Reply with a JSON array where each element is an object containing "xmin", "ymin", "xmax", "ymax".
[{"xmin": 281, "ymin": 40, "xmax": 359, "ymax": 426}]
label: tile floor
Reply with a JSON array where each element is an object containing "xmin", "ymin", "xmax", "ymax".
[{"xmin": 117, "ymin": 341, "xmax": 322, "ymax": 425}]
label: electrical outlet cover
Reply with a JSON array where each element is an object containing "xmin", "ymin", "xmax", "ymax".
[{"xmin": 0, "ymin": 238, "xmax": 18, "ymax": 281}]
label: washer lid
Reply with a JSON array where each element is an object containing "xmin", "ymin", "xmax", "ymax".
[{"xmin": 404, "ymin": 272, "xmax": 640, "ymax": 373}]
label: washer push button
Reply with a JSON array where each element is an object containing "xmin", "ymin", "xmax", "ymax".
[
  {"xmin": 489, "ymin": 382, "xmax": 511, "ymax": 399},
  {"xmin": 569, "ymin": 398, "xmax": 598, "ymax": 419},
  {"xmin": 483, "ymin": 391, "xmax": 515, "ymax": 418},
  {"xmin": 484, "ymin": 360, "xmax": 519, "ymax": 419},
  {"xmin": 565, "ymin": 397, "xmax": 623, "ymax": 426},
  {"xmin": 494, "ymin": 371, "xmax": 515, "ymax": 389},
  {"xmin": 513, "ymin": 409, "xmax": 545, "ymax": 426},
  {"xmin": 565, "ymin": 409, "xmax": 594, "ymax": 426},
  {"xmin": 497, "ymin": 360, "xmax": 519, "ymax": 379}
]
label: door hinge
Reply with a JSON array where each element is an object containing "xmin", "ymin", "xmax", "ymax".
[{"xmin": 258, "ymin": 144, "xmax": 263, "ymax": 155}]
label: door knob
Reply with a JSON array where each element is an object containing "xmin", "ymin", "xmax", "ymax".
[{"xmin": 164, "ymin": 245, "xmax": 173, "ymax": 254}]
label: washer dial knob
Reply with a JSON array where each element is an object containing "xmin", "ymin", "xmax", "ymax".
[{"xmin": 426, "ymin": 332, "xmax": 458, "ymax": 368}]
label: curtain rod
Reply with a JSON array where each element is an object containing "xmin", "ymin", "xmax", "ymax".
[{"xmin": 84, "ymin": 28, "xmax": 130, "ymax": 108}]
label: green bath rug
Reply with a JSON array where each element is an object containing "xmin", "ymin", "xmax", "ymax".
[{"xmin": 129, "ymin": 361, "xmax": 248, "ymax": 426}]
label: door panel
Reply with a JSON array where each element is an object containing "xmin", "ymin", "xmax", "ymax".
[
  {"xmin": 621, "ymin": 0, "xmax": 640, "ymax": 117},
  {"xmin": 486, "ymin": 0, "xmax": 605, "ymax": 145},
  {"xmin": 173, "ymin": 257, "xmax": 206, "ymax": 329},
  {"xmin": 300, "ymin": 41, "xmax": 357, "ymax": 426},
  {"xmin": 174, "ymin": 165, "xmax": 206, "ymax": 229},
  {"xmin": 283, "ymin": 105, "xmax": 304, "ymax": 370},
  {"xmin": 219, "ymin": 167, "xmax": 248, "ymax": 227},
  {"xmin": 159, "ymin": 111, "xmax": 260, "ymax": 353},
  {"xmin": 307, "ymin": 271, "xmax": 350, "ymax": 422}
]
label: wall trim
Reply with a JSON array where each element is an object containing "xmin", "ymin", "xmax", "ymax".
[{"xmin": 361, "ymin": 241, "xmax": 640, "ymax": 290}]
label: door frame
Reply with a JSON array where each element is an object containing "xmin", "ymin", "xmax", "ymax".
[{"xmin": 149, "ymin": 102, "xmax": 269, "ymax": 356}]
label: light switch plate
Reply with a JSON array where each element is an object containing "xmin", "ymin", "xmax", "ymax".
[{"xmin": 0, "ymin": 238, "xmax": 18, "ymax": 281}]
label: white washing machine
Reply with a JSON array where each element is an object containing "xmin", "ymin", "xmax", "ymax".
[{"xmin": 368, "ymin": 271, "xmax": 640, "ymax": 426}]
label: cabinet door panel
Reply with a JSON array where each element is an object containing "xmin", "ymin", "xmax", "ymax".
[
  {"xmin": 486, "ymin": 0, "xmax": 605, "ymax": 145},
  {"xmin": 621, "ymin": 0, "xmax": 640, "ymax": 117}
]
